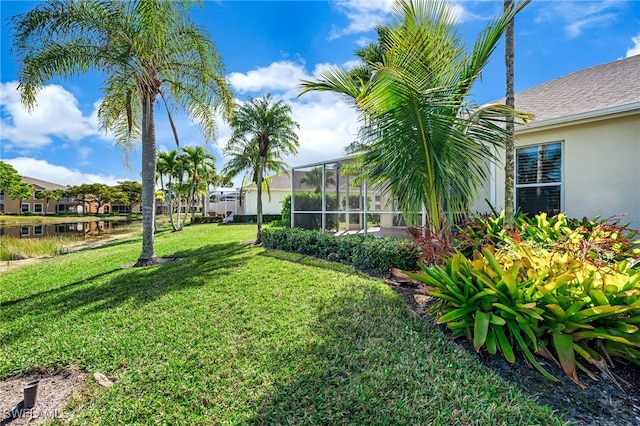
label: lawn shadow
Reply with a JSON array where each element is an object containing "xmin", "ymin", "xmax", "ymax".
[
  {"xmin": 1, "ymin": 242, "xmax": 254, "ymax": 347},
  {"xmin": 246, "ymin": 279, "xmax": 562, "ymax": 425},
  {"xmin": 258, "ymin": 248, "xmax": 368, "ymax": 277},
  {"xmin": 246, "ymin": 282, "xmax": 428, "ymax": 424}
]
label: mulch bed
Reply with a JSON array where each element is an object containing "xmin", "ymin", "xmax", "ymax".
[{"xmin": 385, "ymin": 277, "xmax": 640, "ymax": 426}]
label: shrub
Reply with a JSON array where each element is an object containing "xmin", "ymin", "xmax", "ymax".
[
  {"xmin": 408, "ymin": 226, "xmax": 454, "ymax": 266},
  {"xmin": 191, "ymin": 215, "xmax": 224, "ymax": 224},
  {"xmin": 232, "ymin": 214, "xmax": 281, "ymax": 224},
  {"xmin": 414, "ymin": 212, "xmax": 640, "ymax": 387},
  {"xmin": 261, "ymin": 227, "xmax": 420, "ymax": 274}
]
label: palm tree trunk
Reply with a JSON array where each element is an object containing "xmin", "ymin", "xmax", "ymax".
[
  {"xmin": 504, "ymin": 0, "xmax": 516, "ymax": 228},
  {"xmin": 256, "ymin": 156, "xmax": 265, "ymax": 244},
  {"xmin": 190, "ymin": 185, "xmax": 197, "ymax": 222},
  {"xmin": 136, "ymin": 90, "xmax": 158, "ymax": 266}
]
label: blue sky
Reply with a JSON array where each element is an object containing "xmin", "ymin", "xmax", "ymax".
[{"xmin": 1, "ymin": 0, "xmax": 639, "ymax": 187}]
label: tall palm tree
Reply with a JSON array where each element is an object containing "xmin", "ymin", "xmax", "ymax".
[
  {"xmin": 12, "ymin": 0, "xmax": 234, "ymax": 266},
  {"xmin": 504, "ymin": 0, "xmax": 516, "ymax": 227},
  {"xmin": 300, "ymin": 0, "xmax": 530, "ymax": 238},
  {"xmin": 223, "ymin": 94, "xmax": 299, "ymax": 243},
  {"xmin": 299, "ymin": 167, "xmax": 336, "ymax": 193},
  {"xmin": 181, "ymin": 145, "xmax": 216, "ymax": 221}
]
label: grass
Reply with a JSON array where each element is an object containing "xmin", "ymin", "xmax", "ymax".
[
  {"xmin": 0, "ymin": 235, "xmax": 85, "ymax": 261},
  {"xmin": 0, "ymin": 223, "xmax": 567, "ymax": 425}
]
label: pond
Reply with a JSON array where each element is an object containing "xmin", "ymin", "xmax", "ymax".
[{"xmin": 0, "ymin": 220, "xmax": 140, "ymax": 239}]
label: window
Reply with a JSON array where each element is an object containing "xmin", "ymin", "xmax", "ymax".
[
  {"xmin": 0, "ymin": 203, "xmax": 4, "ymax": 213},
  {"xmin": 21, "ymin": 226, "xmax": 30, "ymax": 236},
  {"xmin": 21, "ymin": 203, "xmax": 30, "ymax": 213},
  {"xmin": 0, "ymin": 190, "xmax": 4, "ymax": 200},
  {"xmin": 34, "ymin": 203, "xmax": 43, "ymax": 213},
  {"xmin": 34, "ymin": 225, "xmax": 43, "ymax": 235},
  {"xmin": 516, "ymin": 142, "xmax": 562, "ymax": 217}
]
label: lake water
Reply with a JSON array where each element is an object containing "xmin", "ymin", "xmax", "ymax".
[{"xmin": 0, "ymin": 220, "xmax": 140, "ymax": 239}]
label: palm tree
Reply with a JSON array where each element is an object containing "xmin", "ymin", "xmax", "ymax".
[
  {"xmin": 300, "ymin": 0, "xmax": 530, "ymax": 238},
  {"xmin": 222, "ymin": 136, "xmax": 288, "ymax": 220},
  {"xmin": 12, "ymin": 0, "xmax": 234, "ymax": 266},
  {"xmin": 223, "ymin": 94, "xmax": 299, "ymax": 243},
  {"xmin": 157, "ymin": 149, "xmax": 187, "ymax": 231},
  {"xmin": 504, "ymin": 0, "xmax": 516, "ymax": 228},
  {"xmin": 299, "ymin": 167, "xmax": 336, "ymax": 193},
  {"xmin": 181, "ymin": 146, "xmax": 216, "ymax": 222}
]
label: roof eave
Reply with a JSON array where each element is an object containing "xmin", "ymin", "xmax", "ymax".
[{"xmin": 516, "ymin": 101, "xmax": 640, "ymax": 134}]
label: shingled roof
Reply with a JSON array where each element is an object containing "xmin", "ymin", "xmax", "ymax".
[
  {"xmin": 500, "ymin": 55, "xmax": 640, "ymax": 124},
  {"xmin": 22, "ymin": 176, "xmax": 68, "ymax": 190}
]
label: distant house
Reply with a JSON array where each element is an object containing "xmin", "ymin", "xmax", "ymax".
[
  {"xmin": 206, "ymin": 171, "xmax": 315, "ymax": 218},
  {"xmin": 472, "ymin": 55, "xmax": 640, "ymax": 229},
  {"xmin": 0, "ymin": 176, "xmax": 82, "ymax": 214}
]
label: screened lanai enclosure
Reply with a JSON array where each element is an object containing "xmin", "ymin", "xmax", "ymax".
[{"xmin": 291, "ymin": 156, "xmax": 429, "ymax": 237}]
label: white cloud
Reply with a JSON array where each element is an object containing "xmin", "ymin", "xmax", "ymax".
[
  {"xmin": 329, "ymin": 0, "xmax": 471, "ymax": 40},
  {"xmin": 220, "ymin": 61, "xmax": 360, "ymax": 179},
  {"xmin": 0, "ymin": 82, "xmax": 107, "ymax": 151},
  {"xmin": 355, "ymin": 36, "xmax": 372, "ymax": 47},
  {"xmin": 5, "ymin": 157, "xmax": 125, "ymax": 186},
  {"xmin": 227, "ymin": 61, "xmax": 309, "ymax": 94},
  {"xmin": 287, "ymin": 91, "xmax": 360, "ymax": 168},
  {"xmin": 627, "ymin": 33, "xmax": 640, "ymax": 57},
  {"xmin": 534, "ymin": 1, "xmax": 622, "ymax": 38},
  {"xmin": 329, "ymin": 0, "xmax": 394, "ymax": 40}
]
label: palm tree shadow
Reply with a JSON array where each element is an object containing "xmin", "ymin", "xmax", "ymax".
[
  {"xmin": 247, "ymin": 283, "xmax": 421, "ymax": 424},
  {"xmin": 1, "ymin": 242, "xmax": 253, "ymax": 347},
  {"xmin": 258, "ymin": 249, "xmax": 367, "ymax": 277}
]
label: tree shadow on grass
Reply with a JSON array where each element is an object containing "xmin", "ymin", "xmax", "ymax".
[
  {"xmin": 258, "ymin": 249, "xmax": 367, "ymax": 277},
  {"xmin": 246, "ymin": 281, "xmax": 562, "ymax": 426},
  {"xmin": 1, "ymin": 242, "xmax": 254, "ymax": 347}
]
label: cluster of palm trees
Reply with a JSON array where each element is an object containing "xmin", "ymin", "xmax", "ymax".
[
  {"xmin": 12, "ymin": 0, "xmax": 528, "ymax": 265},
  {"xmin": 156, "ymin": 146, "xmax": 221, "ymax": 231}
]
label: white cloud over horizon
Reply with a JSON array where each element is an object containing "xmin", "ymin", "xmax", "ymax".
[
  {"xmin": 5, "ymin": 157, "xmax": 126, "ymax": 186},
  {"xmin": 627, "ymin": 33, "xmax": 640, "ymax": 57}
]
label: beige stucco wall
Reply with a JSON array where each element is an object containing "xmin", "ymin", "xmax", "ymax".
[
  {"xmin": 244, "ymin": 189, "xmax": 288, "ymax": 216},
  {"xmin": 472, "ymin": 113, "xmax": 640, "ymax": 230}
]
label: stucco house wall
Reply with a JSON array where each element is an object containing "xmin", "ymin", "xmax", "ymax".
[
  {"xmin": 242, "ymin": 188, "xmax": 289, "ymax": 216},
  {"xmin": 471, "ymin": 55, "xmax": 640, "ymax": 230}
]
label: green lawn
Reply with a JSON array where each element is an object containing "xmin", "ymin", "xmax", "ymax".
[{"xmin": 0, "ymin": 224, "xmax": 567, "ymax": 425}]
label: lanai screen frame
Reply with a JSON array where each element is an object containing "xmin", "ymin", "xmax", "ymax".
[{"xmin": 291, "ymin": 155, "xmax": 426, "ymax": 235}]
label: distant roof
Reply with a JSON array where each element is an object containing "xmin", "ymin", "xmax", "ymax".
[
  {"xmin": 245, "ymin": 170, "xmax": 316, "ymax": 191},
  {"xmin": 494, "ymin": 55, "xmax": 640, "ymax": 123},
  {"xmin": 22, "ymin": 176, "xmax": 68, "ymax": 190}
]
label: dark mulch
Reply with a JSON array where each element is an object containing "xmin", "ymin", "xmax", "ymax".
[{"xmin": 387, "ymin": 279, "xmax": 640, "ymax": 426}]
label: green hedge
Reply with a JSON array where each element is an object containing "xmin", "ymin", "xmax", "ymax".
[
  {"xmin": 232, "ymin": 214, "xmax": 282, "ymax": 224},
  {"xmin": 261, "ymin": 227, "xmax": 420, "ymax": 274},
  {"xmin": 191, "ymin": 216, "xmax": 224, "ymax": 224}
]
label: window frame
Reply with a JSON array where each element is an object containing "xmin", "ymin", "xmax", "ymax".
[{"xmin": 515, "ymin": 141, "xmax": 564, "ymax": 217}]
